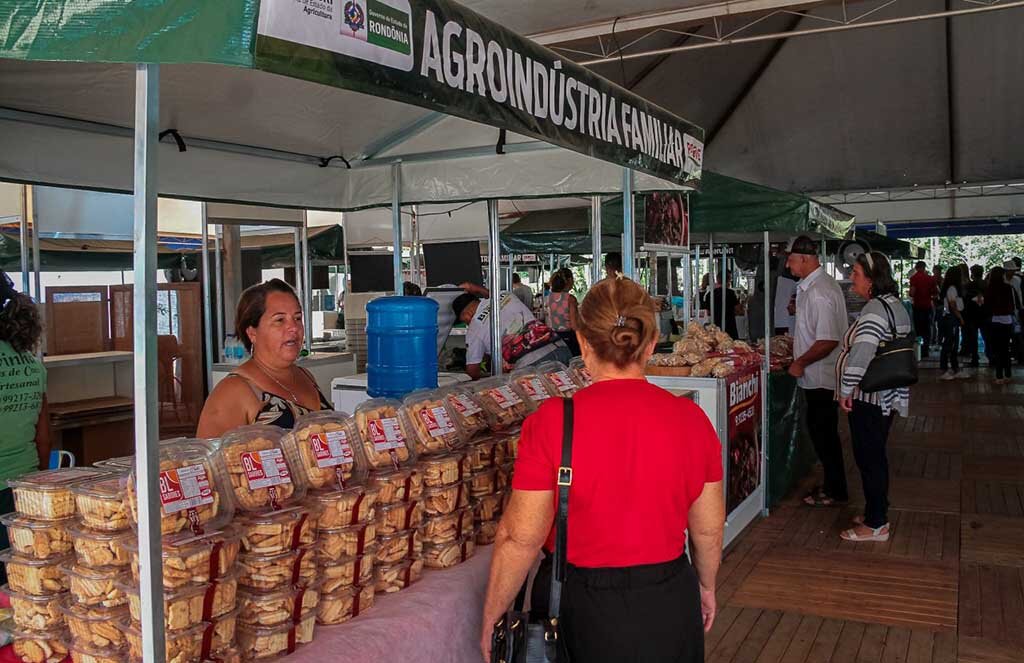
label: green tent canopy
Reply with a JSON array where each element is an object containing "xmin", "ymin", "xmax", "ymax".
[{"xmin": 502, "ymin": 171, "xmax": 854, "ymax": 254}]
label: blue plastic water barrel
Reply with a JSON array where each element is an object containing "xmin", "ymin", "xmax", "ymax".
[{"xmin": 366, "ymin": 296, "xmax": 439, "ymax": 399}]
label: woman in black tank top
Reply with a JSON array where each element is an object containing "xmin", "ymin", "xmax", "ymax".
[{"xmin": 197, "ymin": 279, "xmax": 332, "ymax": 438}]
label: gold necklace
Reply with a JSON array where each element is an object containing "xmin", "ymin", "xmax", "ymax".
[{"xmin": 251, "ymin": 356, "xmax": 302, "ymax": 404}]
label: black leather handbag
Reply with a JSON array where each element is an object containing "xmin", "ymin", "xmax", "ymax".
[
  {"xmin": 859, "ymin": 297, "xmax": 919, "ymax": 393},
  {"xmin": 490, "ymin": 399, "xmax": 574, "ymax": 663}
]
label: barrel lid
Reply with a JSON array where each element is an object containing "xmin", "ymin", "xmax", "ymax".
[{"xmin": 367, "ymin": 296, "xmax": 439, "ymax": 314}]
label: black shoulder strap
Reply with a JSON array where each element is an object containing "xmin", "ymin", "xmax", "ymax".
[
  {"xmin": 877, "ymin": 296, "xmax": 898, "ymax": 337},
  {"xmin": 549, "ymin": 398, "xmax": 573, "ymax": 618}
]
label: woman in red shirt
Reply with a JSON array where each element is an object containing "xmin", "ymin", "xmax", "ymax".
[{"xmin": 481, "ymin": 278, "xmax": 725, "ymax": 663}]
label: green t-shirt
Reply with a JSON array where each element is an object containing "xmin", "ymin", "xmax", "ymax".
[{"xmin": 0, "ymin": 341, "xmax": 46, "ymax": 488}]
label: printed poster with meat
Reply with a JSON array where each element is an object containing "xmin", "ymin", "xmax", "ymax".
[{"xmin": 725, "ymin": 364, "xmax": 762, "ymax": 513}]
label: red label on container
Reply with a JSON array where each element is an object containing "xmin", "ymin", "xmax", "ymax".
[
  {"xmin": 240, "ymin": 448, "xmax": 292, "ymax": 490},
  {"xmin": 488, "ymin": 386, "xmax": 521, "ymax": 409},
  {"xmin": 368, "ymin": 417, "xmax": 405, "ymax": 451},
  {"xmin": 418, "ymin": 406, "xmax": 456, "ymax": 438},
  {"xmin": 159, "ymin": 464, "xmax": 214, "ymax": 514},
  {"xmin": 449, "ymin": 394, "xmax": 482, "ymax": 416},
  {"xmin": 548, "ymin": 370, "xmax": 575, "ymax": 392},
  {"xmin": 309, "ymin": 431, "xmax": 354, "ymax": 468}
]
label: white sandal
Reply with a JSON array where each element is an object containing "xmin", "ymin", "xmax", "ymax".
[{"xmin": 840, "ymin": 523, "xmax": 890, "ymax": 542}]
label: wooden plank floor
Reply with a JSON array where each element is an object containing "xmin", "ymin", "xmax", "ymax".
[{"xmin": 707, "ymin": 368, "xmax": 1024, "ymax": 662}]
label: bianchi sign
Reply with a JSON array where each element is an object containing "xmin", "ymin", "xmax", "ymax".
[{"xmin": 262, "ymin": 0, "xmax": 415, "ymax": 70}]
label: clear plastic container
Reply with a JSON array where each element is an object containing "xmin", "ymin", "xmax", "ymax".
[
  {"xmin": 207, "ymin": 570, "xmax": 240, "ymax": 619},
  {"xmin": 352, "ymin": 398, "xmax": 417, "ymax": 471},
  {"xmin": 497, "ymin": 428, "xmax": 522, "ymax": 460},
  {"xmin": 237, "ymin": 506, "xmax": 317, "ymax": 555},
  {"xmin": 237, "ymin": 546, "xmax": 316, "ymax": 592},
  {"xmin": 319, "ymin": 549, "xmax": 375, "ymax": 594},
  {"xmin": 318, "ymin": 522, "xmax": 376, "ymax": 561},
  {"xmin": 236, "ymin": 609, "xmax": 316, "ymax": 660},
  {"xmin": 91, "ymin": 456, "xmax": 134, "ymax": 470},
  {"xmin": 282, "ymin": 410, "xmax": 367, "ymax": 491},
  {"xmin": 418, "ymin": 452, "xmax": 471, "ymax": 488},
  {"xmin": 466, "ymin": 436, "xmax": 507, "ymax": 471},
  {"xmin": 0, "ymin": 513, "xmax": 74, "ymax": 559},
  {"xmin": 468, "ymin": 468, "xmax": 502, "ymax": 499},
  {"xmin": 61, "ymin": 562, "xmax": 126, "ymax": 608},
  {"xmin": 474, "ymin": 493, "xmax": 504, "ymax": 522},
  {"xmin": 470, "ymin": 377, "xmax": 533, "ymax": 431},
  {"xmin": 537, "ymin": 360, "xmax": 583, "ymax": 397},
  {"xmin": 236, "ymin": 582, "xmax": 320, "ymax": 627},
  {"xmin": 202, "ymin": 606, "xmax": 240, "ymax": 657},
  {"xmin": 121, "ymin": 580, "xmax": 206, "ymax": 631},
  {"xmin": 510, "ymin": 368, "xmax": 558, "ymax": 406},
  {"xmin": 2, "ymin": 585, "xmax": 65, "ymax": 630},
  {"xmin": 422, "ymin": 535, "xmax": 477, "ymax": 569},
  {"xmin": 374, "ymin": 528, "xmax": 421, "ymax": 565},
  {"xmin": 66, "ymin": 639, "xmax": 124, "ymax": 663},
  {"xmin": 375, "ymin": 500, "xmax": 422, "ymax": 536},
  {"xmin": 125, "ymin": 618, "xmax": 205, "ymax": 663},
  {"xmin": 422, "ymin": 479, "xmax": 470, "ymax": 516},
  {"xmin": 401, "ymin": 389, "xmax": 466, "ymax": 455},
  {"xmin": 9, "ymin": 468, "xmax": 110, "ymax": 521},
  {"xmin": 442, "ymin": 386, "xmax": 490, "ymax": 437},
  {"xmin": 317, "ymin": 583, "xmax": 375, "ymax": 625},
  {"xmin": 306, "ymin": 485, "xmax": 379, "ymax": 529},
  {"xmin": 374, "ymin": 558, "xmax": 424, "ymax": 594},
  {"xmin": 421, "ymin": 507, "xmax": 474, "ymax": 545},
  {"xmin": 476, "ymin": 519, "xmax": 499, "ymax": 545},
  {"xmin": 10, "ymin": 627, "xmax": 69, "ymax": 663},
  {"xmin": 367, "ymin": 468, "xmax": 422, "ymax": 505},
  {"xmin": 569, "ymin": 357, "xmax": 593, "ymax": 387},
  {"xmin": 126, "ymin": 439, "xmax": 234, "ymax": 536},
  {"xmin": 58, "ymin": 596, "xmax": 128, "ymax": 650},
  {"xmin": 67, "ymin": 524, "xmax": 131, "ymax": 568},
  {"xmin": 215, "ymin": 426, "xmax": 305, "ymax": 513},
  {"xmin": 126, "ymin": 524, "xmax": 242, "ymax": 589},
  {"xmin": 202, "ymin": 644, "xmax": 241, "ymax": 663},
  {"xmin": 72, "ymin": 474, "xmax": 131, "ymax": 532},
  {"xmin": 0, "ymin": 551, "xmax": 70, "ymax": 595}
]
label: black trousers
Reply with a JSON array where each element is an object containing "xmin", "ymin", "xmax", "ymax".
[
  {"xmin": 849, "ymin": 400, "xmax": 894, "ymax": 528},
  {"xmin": 0, "ymin": 488, "xmax": 12, "ymax": 585},
  {"xmin": 802, "ymin": 388, "xmax": 848, "ymax": 501},
  {"xmin": 556, "ymin": 330, "xmax": 582, "ymax": 357},
  {"xmin": 989, "ymin": 322, "xmax": 1013, "ymax": 379},
  {"xmin": 939, "ymin": 316, "xmax": 960, "ymax": 372},
  {"xmin": 912, "ymin": 307, "xmax": 933, "ymax": 355},
  {"xmin": 962, "ymin": 320, "xmax": 980, "ymax": 364},
  {"xmin": 558, "ymin": 555, "xmax": 704, "ymax": 663}
]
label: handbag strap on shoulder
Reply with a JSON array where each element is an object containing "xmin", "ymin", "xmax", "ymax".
[
  {"xmin": 549, "ymin": 398, "xmax": 574, "ymax": 619},
  {"xmin": 877, "ymin": 295, "xmax": 898, "ymax": 339}
]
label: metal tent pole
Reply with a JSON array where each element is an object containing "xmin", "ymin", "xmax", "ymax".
[
  {"xmin": 30, "ymin": 187, "xmax": 41, "ymax": 304},
  {"xmin": 301, "ymin": 212, "xmax": 312, "ymax": 353},
  {"xmin": 392, "ymin": 163, "xmax": 403, "ymax": 295},
  {"xmin": 132, "ymin": 62, "xmax": 167, "ymax": 663},
  {"xmin": 340, "ymin": 212, "xmax": 350, "ymax": 296},
  {"xmin": 508, "ymin": 254, "xmax": 515, "ymax": 291},
  {"xmin": 762, "ymin": 231, "xmax": 771, "ymax": 517},
  {"xmin": 708, "ymin": 234, "xmax": 715, "ymax": 325},
  {"xmin": 488, "ymin": 200, "xmax": 502, "ymax": 376},
  {"xmin": 214, "ymin": 226, "xmax": 224, "ymax": 360},
  {"xmin": 694, "ymin": 244, "xmax": 701, "ymax": 322},
  {"xmin": 18, "ymin": 186, "xmax": 29, "ymax": 293},
  {"xmin": 684, "ymin": 199, "xmax": 691, "ymax": 326},
  {"xmin": 622, "ymin": 169, "xmax": 635, "ymax": 278},
  {"xmin": 201, "ymin": 204, "xmax": 213, "ymax": 390},
  {"xmin": 293, "ymin": 228, "xmax": 303, "ymax": 304},
  {"xmin": 721, "ymin": 251, "xmax": 728, "ymax": 332},
  {"xmin": 591, "ymin": 196, "xmax": 602, "ymax": 284}
]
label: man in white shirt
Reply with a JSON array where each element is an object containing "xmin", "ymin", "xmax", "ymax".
[
  {"xmin": 787, "ymin": 236, "xmax": 850, "ymax": 507},
  {"xmin": 452, "ymin": 284, "xmax": 571, "ymax": 379}
]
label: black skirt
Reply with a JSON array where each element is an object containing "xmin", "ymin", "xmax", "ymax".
[{"xmin": 526, "ymin": 554, "xmax": 704, "ymax": 663}]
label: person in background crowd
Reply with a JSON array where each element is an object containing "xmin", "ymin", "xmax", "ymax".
[
  {"xmin": 482, "ymin": 278, "xmax": 724, "ymax": 663},
  {"xmin": 938, "ymin": 266, "xmax": 967, "ymax": 380},
  {"xmin": 547, "ymin": 268, "xmax": 581, "ymax": 356},
  {"xmin": 700, "ymin": 271, "xmax": 741, "ymax": 339},
  {"xmin": 198, "ymin": 279, "xmax": 332, "ymax": 437},
  {"xmin": 985, "ymin": 266, "xmax": 1015, "ymax": 384},
  {"xmin": 511, "ymin": 273, "xmax": 534, "ymax": 310},
  {"xmin": 604, "ymin": 252, "xmax": 622, "ymax": 280},
  {"xmin": 835, "ymin": 251, "xmax": 910, "ymax": 542},
  {"xmin": 402, "ymin": 281, "xmax": 423, "ymax": 297},
  {"xmin": 0, "ymin": 272, "xmax": 51, "ymax": 584},
  {"xmin": 962, "ymin": 264, "xmax": 986, "ymax": 367},
  {"xmin": 1003, "ymin": 259, "xmax": 1019, "ymax": 362},
  {"xmin": 931, "ymin": 264, "xmax": 944, "ymax": 344},
  {"xmin": 452, "ymin": 283, "xmax": 571, "ymax": 379},
  {"xmin": 908, "ymin": 261, "xmax": 935, "ymax": 358},
  {"xmin": 774, "ymin": 252, "xmax": 797, "ymax": 334},
  {"xmin": 786, "ymin": 236, "xmax": 850, "ymax": 507}
]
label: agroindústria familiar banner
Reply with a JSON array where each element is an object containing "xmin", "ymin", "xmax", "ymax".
[{"xmin": 255, "ymin": 0, "xmax": 704, "ymax": 186}]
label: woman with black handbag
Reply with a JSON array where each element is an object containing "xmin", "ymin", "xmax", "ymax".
[
  {"xmin": 835, "ymin": 251, "xmax": 913, "ymax": 542},
  {"xmin": 481, "ymin": 278, "xmax": 725, "ymax": 663}
]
